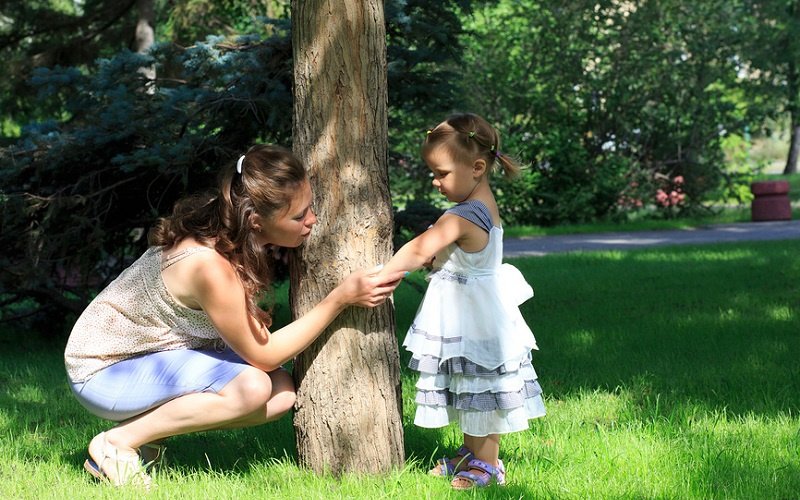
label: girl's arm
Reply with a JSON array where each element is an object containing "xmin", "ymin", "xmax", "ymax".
[
  {"xmin": 191, "ymin": 252, "xmax": 404, "ymax": 372},
  {"xmin": 377, "ymin": 213, "xmax": 472, "ymax": 277}
]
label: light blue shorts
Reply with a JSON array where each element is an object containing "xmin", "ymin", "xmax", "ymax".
[{"xmin": 69, "ymin": 348, "xmax": 250, "ymax": 421}]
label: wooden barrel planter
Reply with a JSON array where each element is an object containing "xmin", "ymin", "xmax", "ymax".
[{"xmin": 750, "ymin": 180, "xmax": 791, "ymax": 221}]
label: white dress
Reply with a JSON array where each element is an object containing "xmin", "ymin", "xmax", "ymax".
[{"xmin": 403, "ymin": 200, "xmax": 546, "ymax": 436}]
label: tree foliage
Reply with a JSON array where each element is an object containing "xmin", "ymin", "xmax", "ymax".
[
  {"xmin": 0, "ymin": 0, "xmax": 472, "ymax": 329},
  {"xmin": 737, "ymin": 0, "xmax": 800, "ymax": 174},
  {"xmin": 385, "ymin": 0, "xmax": 473, "ymax": 204},
  {"xmin": 460, "ymin": 0, "xmax": 751, "ymax": 225},
  {"xmin": 0, "ymin": 23, "xmax": 293, "ymax": 329},
  {"xmin": 0, "ymin": 0, "xmax": 788, "ymax": 329}
]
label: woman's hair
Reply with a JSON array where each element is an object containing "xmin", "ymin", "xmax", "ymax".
[
  {"xmin": 422, "ymin": 112, "xmax": 520, "ymax": 178},
  {"xmin": 148, "ymin": 144, "xmax": 307, "ymax": 328}
]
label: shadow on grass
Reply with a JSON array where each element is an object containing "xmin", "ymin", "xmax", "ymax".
[
  {"xmin": 510, "ymin": 239, "xmax": 800, "ymax": 419},
  {"xmin": 0, "ymin": 334, "xmax": 297, "ymax": 477},
  {"xmin": 2, "ymin": 239, "xmax": 797, "ymax": 493}
]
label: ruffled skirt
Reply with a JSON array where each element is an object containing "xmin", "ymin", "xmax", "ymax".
[
  {"xmin": 409, "ymin": 352, "xmax": 546, "ymax": 436},
  {"xmin": 403, "ymin": 264, "xmax": 546, "ymax": 436}
]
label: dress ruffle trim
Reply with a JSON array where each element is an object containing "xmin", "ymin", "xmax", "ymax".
[
  {"xmin": 414, "ymin": 397, "xmax": 547, "ymax": 436},
  {"xmin": 415, "ymin": 362, "xmax": 538, "ymax": 394},
  {"xmin": 415, "ymin": 379, "xmax": 542, "ymax": 411},
  {"xmin": 408, "ymin": 353, "xmax": 531, "ymax": 376}
]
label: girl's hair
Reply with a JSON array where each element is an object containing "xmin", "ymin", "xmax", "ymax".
[
  {"xmin": 148, "ymin": 144, "xmax": 307, "ymax": 328},
  {"xmin": 422, "ymin": 112, "xmax": 520, "ymax": 178}
]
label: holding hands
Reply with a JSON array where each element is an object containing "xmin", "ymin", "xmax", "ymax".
[{"xmin": 337, "ymin": 265, "xmax": 406, "ymax": 308}]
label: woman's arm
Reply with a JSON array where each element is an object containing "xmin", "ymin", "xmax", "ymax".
[{"xmin": 192, "ymin": 253, "xmax": 403, "ymax": 371}]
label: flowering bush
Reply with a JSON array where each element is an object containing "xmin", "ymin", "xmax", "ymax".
[
  {"xmin": 616, "ymin": 172, "xmax": 688, "ymax": 219},
  {"xmin": 654, "ymin": 174, "xmax": 687, "ymax": 217},
  {"xmin": 617, "ymin": 180, "xmax": 645, "ymax": 210}
]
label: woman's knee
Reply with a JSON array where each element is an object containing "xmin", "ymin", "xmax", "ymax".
[{"xmin": 222, "ymin": 367, "xmax": 273, "ymax": 413}]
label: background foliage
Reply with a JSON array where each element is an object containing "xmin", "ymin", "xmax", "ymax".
[{"xmin": 0, "ymin": 0, "xmax": 795, "ymax": 330}]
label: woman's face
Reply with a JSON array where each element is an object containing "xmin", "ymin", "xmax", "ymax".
[{"xmin": 254, "ymin": 181, "xmax": 317, "ymax": 247}]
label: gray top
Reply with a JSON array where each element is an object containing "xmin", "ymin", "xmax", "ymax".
[{"xmin": 445, "ymin": 200, "xmax": 496, "ymax": 233}]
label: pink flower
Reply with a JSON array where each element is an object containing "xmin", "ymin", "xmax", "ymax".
[
  {"xmin": 673, "ymin": 175, "xmax": 684, "ymax": 185},
  {"xmin": 656, "ymin": 189, "xmax": 669, "ymax": 206}
]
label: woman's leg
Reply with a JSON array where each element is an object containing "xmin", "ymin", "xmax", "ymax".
[
  {"xmin": 102, "ymin": 366, "xmax": 295, "ymax": 452},
  {"xmin": 205, "ymin": 368, "xmax": 296, "ymax": 429},
  {"xmin": 74, "ymin": 350, "xmax": 296, "ymax": 484}
]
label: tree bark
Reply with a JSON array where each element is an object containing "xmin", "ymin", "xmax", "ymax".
[
  {"xmin": 290, "ymin": 0, "xmax": 404, "ymax": 475},
  {"xmin": 786, "ymin": 118, "xmax": 800, "ymax": 175},
  {"xmin": 785, "ymin": 61, "xmax": 799, "ymax": 175},
  {"xmin": 133, "ymin": 0, "xmax": 156, "ymax": 91}
]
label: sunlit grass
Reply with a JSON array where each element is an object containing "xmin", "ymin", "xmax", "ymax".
[{"xmin": 1, "ymin": 239, "xmax": 798, "ymax": 498}]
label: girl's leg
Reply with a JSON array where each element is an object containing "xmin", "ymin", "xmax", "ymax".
[
  {"xmin": 451, "ymin": 433, "xmax": 502, "ymax": 488},
  {"xmin": 463, "ymin": 433, "xmax": 500, "ymax": 465}
]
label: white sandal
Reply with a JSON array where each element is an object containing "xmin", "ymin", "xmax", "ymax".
[
  {"xmin": 84, "ymin": 432, "xmax": 151, "ymax": 488},
  {"xmin": 139, "ymin": 441, "xmax": 166, "ymax": 470}
]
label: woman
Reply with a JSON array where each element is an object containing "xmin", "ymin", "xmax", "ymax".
[{"xmin": 64, "ymin": 144, "xmax": 404, "ymax": 487}]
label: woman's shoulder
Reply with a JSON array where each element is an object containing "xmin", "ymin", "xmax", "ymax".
[
  {"xmin": 160, "ymin": 238, "xmax": 237, "ymax": 308},
  {"xmin": 161, "ymin": 236, "xmax": 215, "ymax": 255}
]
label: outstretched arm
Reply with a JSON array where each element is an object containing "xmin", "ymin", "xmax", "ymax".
[
  {"xmin": 192, "ymin": 254, "xmax": 404, "ymax": 372},
  {"xmin": 377, "ymin": 213, "xmax": 468, "ymax": 278}
]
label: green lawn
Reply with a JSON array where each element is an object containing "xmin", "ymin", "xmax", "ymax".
[{"xmin": 1, "ymin": 239, "xmax": 799, "ymax": 499}]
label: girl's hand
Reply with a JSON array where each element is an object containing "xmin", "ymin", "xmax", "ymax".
[{"xmin": 337, "ymin": 265, "xmax": 405, "ymax": 307}]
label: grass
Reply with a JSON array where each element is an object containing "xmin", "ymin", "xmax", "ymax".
[{"xmin": 2, "ymin": 239, "xmax": 799, "ymax": 498}]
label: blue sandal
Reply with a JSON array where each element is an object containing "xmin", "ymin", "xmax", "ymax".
[
  {"xmin": 451, "ymin": 458, "xmax": 506, "ymax": 489},
  {"xmin": 428, "ymin": 445, "xmax": 474, "ymax": 476}
]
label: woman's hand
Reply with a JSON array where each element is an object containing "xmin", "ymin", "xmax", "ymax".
[{"xmin": 336, "ymin": 265, "xmax": 406, "ymax": 308}]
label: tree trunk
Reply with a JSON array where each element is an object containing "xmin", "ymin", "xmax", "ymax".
[
  {"xmin": 290, "ymin": 0, "xmax": 404, "ymax": 475},
  {"xmin": 785, "ymin": 58, "xmax": 800, "ymax": 175},
  {"xmin": 786, "ymin": 119, "xmax": 800, "ymax": 175},
  {"xmin": 133, "ymin": 0, "xmax": 156, "ymax": 91}
]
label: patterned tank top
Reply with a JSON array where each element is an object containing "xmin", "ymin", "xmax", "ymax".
[{"xmin": 64, "ymin": 246, "xmax": 222, "ymax": 382}]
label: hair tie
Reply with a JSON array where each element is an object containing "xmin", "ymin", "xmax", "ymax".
[
  {"xmin": 236, "ymin": 155, "xmax": 245, "ymax": 174},
  {"xmin": 426, "ymin": 129, "xmax": 432, "ymax": 135}
]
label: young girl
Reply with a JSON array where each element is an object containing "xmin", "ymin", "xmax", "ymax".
[{"xmin": 378, "ymin": 113, "xmax": 545, "ymax": 490}]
